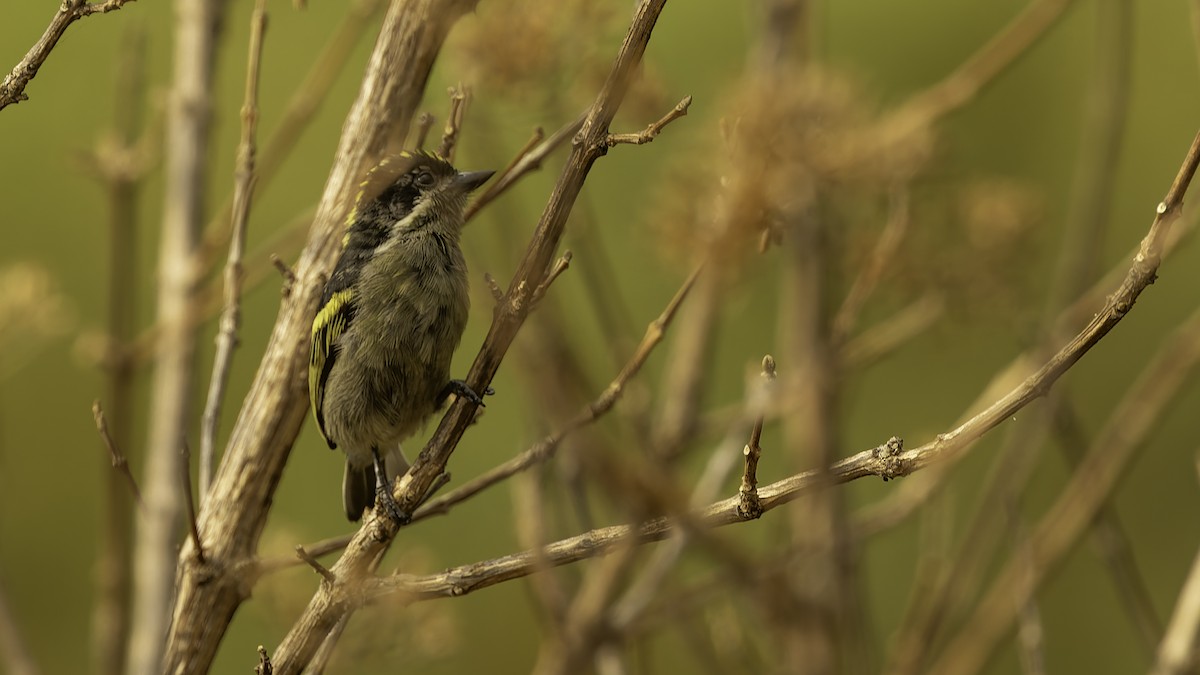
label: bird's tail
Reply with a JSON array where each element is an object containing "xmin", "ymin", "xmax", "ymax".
[{"xmin": 342, "ymin": 445, "xmax": 410, "ymax": 521}]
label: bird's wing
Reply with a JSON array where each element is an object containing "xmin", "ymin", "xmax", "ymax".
[{"xmin": 309, "ymin": 289, "xmax": 355, "ymax": 449}]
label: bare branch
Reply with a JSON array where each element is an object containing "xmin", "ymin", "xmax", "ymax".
[
  {"xmin": 0, "ymin": 0, "xmax": 136, "ymax": 111},
  {"xmin": 180, "ymin": 442, "xmax": 204, "ymax": 565},
  {"xmin": 200, "ymin": 0, "xmax": 268, "ymax": 503},
  {"xmin": 91, "ymin": 400, "xmax": 144, "ymax": 508},
  {"xmin": 295, "ymin": 546, "xmax": 336, "ymax": 584},
  {"xmin": 436, "ymin": 84, "xmax": 469, "ymax": 160},
  {"xmin": 605, "ymin": 95, "xmax": 692, "ymax": 147},
  {"xmin": 269, "ymin": 254, "xmax": 296, "ymax": 296},
  {"xmin": 530, "ymin": 251, "xmax": 573, "ymax": 308},
  {"xmin": 413, "ymin": 111, "xmax": 435, "ymax": 150},
  {"xmin": 737, "ymin": 355, "xmax": 775, "ymax": 520},
  {"xmin": 130, "ymin": 0, "xmax": 226, "ymax": 667}
]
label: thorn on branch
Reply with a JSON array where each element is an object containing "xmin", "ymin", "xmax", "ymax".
[
  {"xmin": 738, "ymin": 355, "xmax": 776, "ymax": 519},
  {"xmin": 269, "ymin": 253, "xmax": 295, "ymax": 296},
  {"xmin": 180, "ymin": 440, "xmax": 205, "ymax": 563},
  {"xmin": 604, "ymin": 95, "xmax": 692, "ymax": 149},
  {"xmin": 530, "ymin": 251, "xmax": 573, "ymax": 308},
  {"xmin": 413, "ymin": 111, "xmax": 434, "ymax": 151},
  {"xmin": 295, "ymin": 545, "xmax": 337, "ymax": 583},
  {"xmin": 92, "ymin": 400, "xmax": 144, "ymax": 509}
]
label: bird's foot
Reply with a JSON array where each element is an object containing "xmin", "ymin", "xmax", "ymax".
[{"xmin": 443, "ymin": 379, "xmax": 494, "ymax": 407}]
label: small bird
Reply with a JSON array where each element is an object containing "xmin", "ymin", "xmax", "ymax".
[{"xmin": 309, "ymin": 151, "xmax": 493, "ymax": 522}]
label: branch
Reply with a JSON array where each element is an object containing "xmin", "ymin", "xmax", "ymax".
[
  {"xmin": 199, "ymin": 0, "xmax": 268, "ymax": 502},
  {"xmin": 436, "ymin": 84, "xmax": 468, "ymax": 160},
  {"xmin": 737, "ymin": 355, "xmax": 775, "ymax": 519},
  {"xmin": 129, "ymin": 0, "xmax": 225, "ymax": 670},
  {"xmin": 91, "ymin": 401, "xmax": 143, "ymax": 508},
  {"xmin": 0, "ymin": 0, "xmax": 135, "ymax": 111},
  {"xmin": 604, "ymin": 95, "xmax": 691, "ymax": 147}
]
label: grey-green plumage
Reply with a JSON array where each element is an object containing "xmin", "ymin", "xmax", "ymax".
[{"xmin": 309, "ymin": 151, "xmax": 492, "ymax": 521}]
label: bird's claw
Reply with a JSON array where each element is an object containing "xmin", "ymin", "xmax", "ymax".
[{"xmin": 445, "ymin": 379, "xmax": 493, "ymax": 407}]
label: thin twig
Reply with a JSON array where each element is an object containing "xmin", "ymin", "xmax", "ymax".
[
  {"xmin": 88, "ymin": 26, "xmax": 148, "ymax": 675},
  {"xmin": 294, "ymin": 546, "xmax": 336, "ymax": 584},
  {"xmin": 180, "ymin": 442, "xmax": 205, "ymax": 564},
  {"xmin": 530, "ymin": 251, "xmax": 573, "ymax": 307},
  {"xmin": 92, "ymin": 400, "xmax": 144, "ymax": 508},
  {"xmin": 131, "ymin": 0, "xmax": 225, "ymax": 668},
  {"xmin": 0, "ymin": 0, "xmax": 136, "ymax": 111},
  {"xmin": 436, "ymin": 84, "xmax": 469, "ymax": 160},
  {"xmin": 413, "ymin": 111, "xmax": 435, "ymax": 150},
  {"xmin": 737, "ymin": 355, "xmax": 775, "ymax": 519},
  {"xmin": 270, "ymin": 254, "xmax": 296, "ymax": 296},
  {"xmin": 604, "ymin": 95, "xmax": 692, "ymax": 147},
  {"xmin": 200, "ymin": 0, "xmax": 268, "ymax": 503}
]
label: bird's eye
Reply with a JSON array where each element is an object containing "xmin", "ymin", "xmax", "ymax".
[{"xmin": 415, "ymin": 171, "xmax": 435, "ymax": 188}]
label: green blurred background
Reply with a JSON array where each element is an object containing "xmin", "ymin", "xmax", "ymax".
[{"xmin": 1, "ymin": 0, "xmax": 1199, "ymax": 673}]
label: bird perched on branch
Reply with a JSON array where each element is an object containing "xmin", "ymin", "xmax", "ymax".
[{"xmin": 309, "ymin": 151, "xmax": 493, "ymax": 522}]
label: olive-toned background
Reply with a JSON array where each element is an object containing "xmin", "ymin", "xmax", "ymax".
[{"xmin": 1, "ymin": 1, "xmax": 1198, "ymax": 673}]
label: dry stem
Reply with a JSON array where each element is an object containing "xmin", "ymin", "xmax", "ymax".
[
  {"xmin": 199, "ymin": 0, "xmax": 268, "ymax": 502},
  {"xmin": 129, "ymin": 0, "xmax": 225, "ymax": 670}
]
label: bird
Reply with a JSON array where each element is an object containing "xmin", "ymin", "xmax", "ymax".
[{"xmin": 309, "ymin": 150, "xmax": 493, "ymax": 522}]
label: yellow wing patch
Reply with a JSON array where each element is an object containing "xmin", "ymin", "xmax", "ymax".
[{"xmin": 309, "ymin": 289, "xmax": 355, "ymax": 448}]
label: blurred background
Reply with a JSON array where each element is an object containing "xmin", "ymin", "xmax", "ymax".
[{"xmin": 1, "ymin": 0, "xmax": 1199, "ymax": 673}]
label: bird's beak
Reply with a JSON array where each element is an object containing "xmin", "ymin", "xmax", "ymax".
[{"xmin": 454, "ymin": 170, "xmax": 494, "ymax": 193}]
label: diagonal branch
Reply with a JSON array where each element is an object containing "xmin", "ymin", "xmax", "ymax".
[
  {"xmin": 0, "ymin": 0, "xmax": 136, "ymax": 111},
  {"xmin": 199, "ymin": 0, "xmax": 268, "ymax": 501}
]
